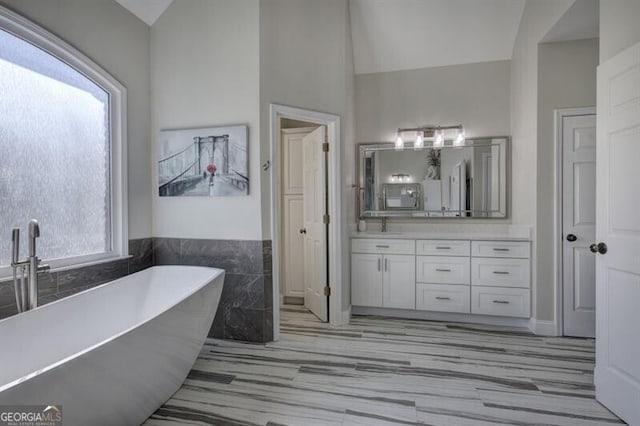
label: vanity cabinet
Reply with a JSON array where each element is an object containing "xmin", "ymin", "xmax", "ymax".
[
  {"xmin": 415, "ymin": 239, "xmax": 470, "ymax": 313},
  {"xmin": 351, "ymin": 239, "xmax": 415, "ymax": 309},
  {"xmin": 351, "ymin": 237, "xmax": 531, "ymax": 320},
  {"xmin": 470, "ymin": 241, "xmax": 531, "ymax": 318}
]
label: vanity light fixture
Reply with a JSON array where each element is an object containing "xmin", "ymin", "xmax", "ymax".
[
  {"xmin": 433, "ymin": 130, "xmax": 444, "ymax": 149},
  {"xmin": 391, "ymin": 173, "xmax": 410, "ymax": 182},
  {"xmin": 453, "ymin": 128, "xmax": 466, "ymax": 147},
  {"xmin": 414, "ymin": 131, "xmax": 424, "ymax": 150},
  {"xmin": 395, "ymin": 135, "xmax": 404, "ymax": 151},
  {"xmin": 395, "ymin": 124, "xmax": 465, "ymax": 150}
]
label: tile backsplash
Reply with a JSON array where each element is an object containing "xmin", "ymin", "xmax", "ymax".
[{"xmin": 0, "ymin": 237, "xmax": 272, "ymax": 343}]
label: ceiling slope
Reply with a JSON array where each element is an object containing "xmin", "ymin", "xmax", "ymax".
[
  {"xmin": 114, "ymin": 0, "xmax": 173, "ymax": 26},
  {"xmin": 349, "ymin": 0, "xmax": 526, "ymax": 74}
]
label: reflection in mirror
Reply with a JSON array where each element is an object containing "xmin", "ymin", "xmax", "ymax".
[{"xmin": 359, "ymin": 138, "xmax": 508, "ymax": 219}]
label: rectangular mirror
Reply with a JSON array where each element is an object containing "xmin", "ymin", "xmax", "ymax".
[{"xmin": 358, "ymin": 137, "xmax": 508, "ymax": 219}]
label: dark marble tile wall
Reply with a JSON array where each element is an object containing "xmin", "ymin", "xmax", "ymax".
[
  {"xmin": 153, "ymin": 238, "xmax": 273, "ymax": 343},
  {"xmin": 0, "ymin": 238, "xmax": 153, "ymax": 321}
]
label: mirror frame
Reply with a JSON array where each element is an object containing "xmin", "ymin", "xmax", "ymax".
[{"xmin": 356, "ymin": 137, "xmax": 510, "ymax": 220}]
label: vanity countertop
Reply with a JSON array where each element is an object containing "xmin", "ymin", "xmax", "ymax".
[{"xmin": 350, "ymin": 232, "xmax": 530, "ymax": 242}]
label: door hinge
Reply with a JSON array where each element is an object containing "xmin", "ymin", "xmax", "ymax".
[
  {"xmin": 323, "ymin": 214, "xmax": 330, "ymax": 224},
  {"xmin": 324, "ymin": 286, "xmax": 331, "ymax": 297},
  {"xmin": 322, "ymin": 142, "xmax": 329, "ymax": 152}
]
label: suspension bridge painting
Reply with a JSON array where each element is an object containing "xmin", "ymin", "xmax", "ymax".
[{"xmin": 158, "ymin": 125, "xmax": 249, "ymax": 197}]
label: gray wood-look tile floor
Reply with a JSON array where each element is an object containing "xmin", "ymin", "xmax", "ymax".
[{"xmin": 144, "ymin": 306, "xmax": 624, "ymax": 425}]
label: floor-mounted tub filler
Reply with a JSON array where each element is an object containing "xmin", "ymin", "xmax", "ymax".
[{"xmin": 0, "ymin": 265, "xmax": 225, "ymax": 425}]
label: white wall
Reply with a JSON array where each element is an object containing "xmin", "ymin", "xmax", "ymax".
[
  {"xmin": 536, "ymin": 38, "xmax": 598, "ymax": 321},
  {"xmin": 355, "ymin": 61, "xmax": 511, "ymax": 143},
  {"xmin": 150, "ymin": 0, "xmax": 261, "ymax": 240},
  {"xmin": 509, "ymin": 0, "xmax": 574, "ymax": 322},
  {"xmin": 0, "ymin": 0, "xmax": 152, "ymax": 239},
  {"xmin": 259, "ymin": 0, "xmax": 355, "ymax": 309},
  {"xmin": 600, "ymin": 0, "xmax": 640, "ymax": 63}
]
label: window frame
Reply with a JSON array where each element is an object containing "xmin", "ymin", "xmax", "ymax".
[{"xmin": 0, "ymin": 5, "xmax": 128, "ymax": 277}]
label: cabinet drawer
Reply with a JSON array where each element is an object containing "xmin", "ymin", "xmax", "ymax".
[
  {"xmin": 416, "ymin": 256, "xmax": 470, "ymax": 285},
  {"xmin": 416, "ymin": 284, "xmax": 470, "ymax": 313},
  {"xmin": 416, "ymin": 240, "xmax": 470, "ymax": 257},
  {"xmin": 471, "ymin": 258, "xmax": 530, "ymax": 288},
  {"xmin": 352, "ymin": 238, "xmax": 415, "ymax": 255},
  {"xmin": 471, "ymin": 286, "xmax": 530, "ymax": 318},
  {"xmin": 472, "ymin": 241, "xmax": 530, "ymax": 258}
]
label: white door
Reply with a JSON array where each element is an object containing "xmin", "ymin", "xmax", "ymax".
[
  {"xmin": 562, "ymin": 113, "xmax": 597, "ymax": 338},
  {"xmin": 351, "ymin": 254, "xmax": 383, "ymax": 307},
  {"xmin": 302, "ymin": 126, "xmax": 328, "ymax": 321},
  {"xmin": 595, "ymin": 41, "xmax": 640, "ymax": 425},
  {"xmin": 282, "ymin": 195, "xmax": 304, "ymax": 298},
  {"xmin": 382, "ymin": 254, "xmax": 416, "ymax": 309}
]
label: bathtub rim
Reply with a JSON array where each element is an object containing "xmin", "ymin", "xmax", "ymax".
[{"xmin": 0, "ymin": 265, "xmax": 224, "ymax": 393}]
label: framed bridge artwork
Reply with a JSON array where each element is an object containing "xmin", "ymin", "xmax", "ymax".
[{"xmin": 158, "ymin": 125, "xmax": 249, "ymax": 197}]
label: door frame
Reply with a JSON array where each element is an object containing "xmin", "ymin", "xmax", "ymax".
[
  {"xmin": 553, "ymin": 106, "xmax": 596, "ymax": 336},
  {"xmin": 269, "ymin": 104, "xmax": 343, "ymax": 341}
]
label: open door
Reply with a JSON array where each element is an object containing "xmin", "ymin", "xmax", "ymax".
[
  {"xmin": 595, "ymin": 41, "xmax": 640, "ymax": 424},
  {"xmin": 302, "ymin": 126, "xmax": 328, "ymax": 322}
]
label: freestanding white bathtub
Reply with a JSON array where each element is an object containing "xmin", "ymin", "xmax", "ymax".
[{"xmin": 0, "ymin": 265, "xmax": 224, "ymax": 425}]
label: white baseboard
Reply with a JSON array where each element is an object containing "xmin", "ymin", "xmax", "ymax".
[
  {"xmin": 351, "ymin": 306, "xmax": 531, "ymax": 329},
  {"xmin": 528, "ymin": 318, "xmax": 559, "ymax": 336}
]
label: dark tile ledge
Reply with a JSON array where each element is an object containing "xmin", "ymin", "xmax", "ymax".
[{"xmin": 1, "ymin": 237, "xmax": 273, "ymax": 344}]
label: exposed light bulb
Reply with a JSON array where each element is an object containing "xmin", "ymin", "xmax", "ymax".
[
  {"xmin": 433, "ymin": 130, "xmax": 444, "ymax": 149},
  {"xmin": 395, "ymin": 135, "xmax": 404, "ymax": 151},
  {"xmin": 454, "ymin": 128, "xmax": 465, "ymax": 147},
  {"xmin": 414, "ymin": 132, "xmax": 424, "ymax": 150}
]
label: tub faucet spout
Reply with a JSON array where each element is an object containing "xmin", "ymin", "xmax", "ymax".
[
  {"xmin": 27, "ymin": 219, "xmax": 49, "ymax": 310},
  {"xmin": 11, "ymin": 220, "xmax": 49, "ymax": 312}
]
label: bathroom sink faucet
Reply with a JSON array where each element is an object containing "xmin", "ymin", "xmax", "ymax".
[
  {"xmin": 381, "ymin": 217, "xmax": 388, "ymax": 233},
  {"xmin": 11, "ymin": 219, "xmax": 50, "ymax": 312}
]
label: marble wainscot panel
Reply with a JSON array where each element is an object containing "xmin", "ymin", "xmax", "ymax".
[
  {"xmin": 153, "ymin": 238, "xmax": 272, "ymax": 343},
  {"xmin": 0, "ymin": 238, "xmax": 153, "ymax": 321}
]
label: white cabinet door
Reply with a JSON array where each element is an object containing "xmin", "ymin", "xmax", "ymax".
[
  {"xmin": 351, "ymin": 253, "xmax": 382, "ymax": 307},
  {"xmin": 382, "ymin": 254, "xmax": 415, "ymax": 309}
]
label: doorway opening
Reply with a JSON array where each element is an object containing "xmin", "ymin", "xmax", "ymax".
[
  {"xmin": 554, "ymin": 107, "xmax": 596, "ymax": 338},
  {"xmin": 269, "ymin": 105, "xmax": 343, "ymax": 341}
]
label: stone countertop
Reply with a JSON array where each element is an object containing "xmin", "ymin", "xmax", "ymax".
[{"xmin": 350, "ymin": 232, "xmax": 530, "ymax": 242}]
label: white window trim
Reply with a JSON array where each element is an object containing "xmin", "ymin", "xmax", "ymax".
[{"xmin": 0, "ymin": 6, "xmax": 128, "ymax": 277}]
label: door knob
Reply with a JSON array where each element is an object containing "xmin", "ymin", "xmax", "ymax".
[
  {"xmin": 299, "ymin": 228, "xmax": 307, "ymax": 234},
  {"xmin": 566, "ymin": 234, "xmax": 577, "ymax": 242},
  {"xmin": 590, "ymin": 242, "xmax": 608, "ymax": 254}
]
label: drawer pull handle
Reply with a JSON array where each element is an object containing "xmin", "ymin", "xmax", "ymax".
[
  {"xmin": 493, "ymin": 271, "xmax": 510, "ymax": 275},
  {"xmin": 435, "ymin": 296, "xmax": 451, "ymax": 301},
  {"xmin": 436, "ymin": 268, "xmax": 452, "ymax": 272},
  {"xmin": 436, "ymin": 246, "xmax": 451, "ymax": 250},
  {"xmin": 493, "ymin": 300, "xmax": 510, "ymax": 304},
  {"xmin": 493, "ymin": 248, "xmax": 510, "ymax": 252},
  {"xmin": 376, "ymin": 245, "xmax": 390, "ymax": 248},
  {"xmin": 377, "ymin": 258, "xmax": 381, "ymax": 271}
]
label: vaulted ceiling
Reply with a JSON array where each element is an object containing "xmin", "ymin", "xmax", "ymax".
[
  {"xmin": 115, "ymin": 0, "xmax": 527, "ymax": 74},
  {"xmin": 114, "ymin": 0, "xmax": 173, "ymax": 26}
]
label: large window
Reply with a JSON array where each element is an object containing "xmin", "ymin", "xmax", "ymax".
[{"xmin": 0, "ymin": 7, "xmax": 127, "ymax": 274}]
